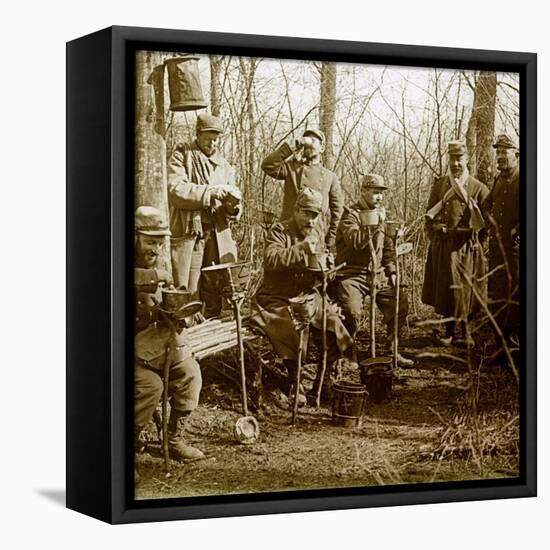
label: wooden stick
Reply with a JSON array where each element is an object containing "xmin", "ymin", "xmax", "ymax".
[
  {"xmin": 161, "ymin": 339, "xmax": 171, "ymax": 473},
  {"xmin": 367, "ymin": 226, "xmax": 378, "ymax": 358},
  {"xmin": 315, "ymin": 272, "xmax": 328, "ymax": 408},
  {"xmin": 186, "ymin": 319, "xmax": 224, "ymax": 335},
  {"xmin": 292, "ymin": 328, "xmax": 305, "ymax": 424},
  {"xmin": 234, "ymin": 298, "xmax": 249, "ymax": 417},
  {"xmin": 393, "ymin": 232, "xmax": 401, "ymax": 370}
]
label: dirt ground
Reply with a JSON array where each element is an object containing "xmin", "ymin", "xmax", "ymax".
[{"xmin": 135, "ymin": 319, "xmax": 520, "ymax": 501}]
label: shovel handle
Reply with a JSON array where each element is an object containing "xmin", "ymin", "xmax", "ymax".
[
  {"xmin": 292, "ymin": 328, "xmax": 305, "ymax": 424},
  {"xmin": 162, "ymin": 339, "xmax": 172, "ymax": 473},
  {"xmin": 234, "ymin": 299, "xmax": 248, "ymax": 417},
  {"xmin": 315, "ymin": 282, "xmax": 328, "ymax": 408}
]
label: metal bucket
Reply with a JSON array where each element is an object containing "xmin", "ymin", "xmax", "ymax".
[
  {"xmin": 165, "ymin": 56, "xmax": 207, "ymax": 112},
  {"xmin": 332, "ymin": 381, "xmax": 368, "ymax": 428},
  {"xmin": 360, "ymin": 358, "xmax": 393, "ymax": 403}
]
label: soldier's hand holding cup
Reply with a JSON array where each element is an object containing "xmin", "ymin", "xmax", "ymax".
[
  {"xmin": 222, "ymin": 185, "xmax": 242, "ymax": 220},
  {"xmin": 432, "ymin": 222, "xmax": 448, "ymax": 234},
  {"xmin": 208, "ymin": 185, "xmax": 228, "ymax": 207},
  {"xmin": 293, "ymin": 136, "xmax": 314, "ymax": 151},
  {"xmin": 300, "ymin": 234, "xmax": 319, "ymax": 255}
]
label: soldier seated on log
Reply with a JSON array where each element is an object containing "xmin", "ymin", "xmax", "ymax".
[
  {"xmin": 251, "ymin": 187, "xmax": 353, "ymax": 406},
  {"xmin": 134, "ymin": 206, "xmax": 205, "ymax": 468},
  {"xmin": 330, "ymin": 174, "xmax": 413, "ymax": 367}
]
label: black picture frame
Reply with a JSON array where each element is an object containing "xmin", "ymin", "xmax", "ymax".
[{"xmin": 67, "ymin": 25, "xmax": 537, "ymax": 524}]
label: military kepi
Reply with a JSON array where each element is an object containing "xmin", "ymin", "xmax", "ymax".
[
  {"xmin": 196, "ymin": 113, "xmax": 223, "ymax": 134},
  {"xmin": 361, "ymin": 173, "xmax": 388, "ymax": 190},
  {"xmin": 296, "ymin": 187, "xmax": 323, "ymax": 213},
  {"xmin": 493, "ymin": 133, "xmax": 517, "ymax": 149},
  {"xmin": 135, "ymin": 206, "xmax": 171, "ymax": 236},
  {"xmin": 303, "ymin": 127, "xmax": 326, "ymax": 145},
  {"xmin": 447, "ymin": 140, "xmax": 467, "ymax": 156}
]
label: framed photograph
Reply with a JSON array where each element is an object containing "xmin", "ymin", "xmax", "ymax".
[{"xmin": 67, "ymin": 26, "xmax": 536, "ymax": 524}]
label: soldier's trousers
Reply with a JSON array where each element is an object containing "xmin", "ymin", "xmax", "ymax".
[
  {"xmin": 331, "ymin": 276, "xmax": 408, "ymax": 339},
  {"xmin": 135, "ymin": 356, "xmax": 202, "ymax": 428},
  {"xmin": 171, "ymin": 229, "xmax": 222, "ymax": 318}
]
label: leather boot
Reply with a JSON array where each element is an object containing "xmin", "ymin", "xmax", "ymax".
[
  {"xmin": 167, "ymin": 410, "xmax": 205, "ymax": 461},
  {"xmin": 283, "ymin": 360, "xmax": 306, "ymax": 407},
  {"xmin": 135, "ymin": 426, "xmax": 145, "ymax": 454}
]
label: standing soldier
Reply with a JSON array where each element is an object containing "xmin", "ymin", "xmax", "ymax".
[
  {"xmin": 422, "ymin": 141, "xmax": 490, "ymax": 344},
  {"xmin": 168, "ymin": 113, "xmax": 241, "ymax": 318},
  {"xmin": 261, "ymin": 128, "xmax": 344, "ymax": 250},
  {"xmin": 134, "ymin": 206, "xmax": 204, "ymax": 464},
  {"xmin": 251, "ymin": 188, "xmax": 352, "ymax": 404},
  {"xmin": 331, "ymin": 174, "xmax": 413, "ymax": 366},
  {"xmin": 485, "ymin": 133, "xmax": 520, "ymax": 342}
]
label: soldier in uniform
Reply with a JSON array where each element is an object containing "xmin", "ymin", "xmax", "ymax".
[
  {"xmin": 485, "ymin": 133, "xmax": 520, "ymax": 341},
  {"xmin": 251, "ymin": 188, "xmax": 352, "ymax": 404},
  {"xmin": 422, "ymin": 141, "xmax": 490, "ymax": 344},
  {"xmin": 168, "ymin": 113, "xmax": 241, "ymax": 318},
  {"xmin": 134, "ymin": 206, "xmax": 204, "ymax": 463},
  {"xmin": 331, "ymin": 174, "xmax": 413, "ymax": 366},
  {"xmin": 261, "ymin": 128, "xmax": 344, "ymax": 250}
]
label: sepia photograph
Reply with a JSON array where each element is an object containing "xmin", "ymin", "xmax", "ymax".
[{"xmin": 133, "ymin": 48, "xmax": 522, "ymax": 500}]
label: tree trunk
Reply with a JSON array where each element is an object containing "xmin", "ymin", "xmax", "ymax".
[
  {"xmin": 319, "ymin": 62, "xmax": 337, "ymax": 168},
  {"xmin": 209, "ymin": 55, "xmax": 222, "ymax": 117},
  {"xmin": 466, "ymin": 71, "xmax": 497, "ymax": 184},
  {"xmin": 135, "ymin": 50, "xmax": 171, "ymax": 271},
  {"xmin": 474, "ymin": 71, "xmax": 497, "ymax": 185}
]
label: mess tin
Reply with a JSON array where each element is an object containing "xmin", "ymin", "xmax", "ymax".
[
  {"xmin": 358, "ymin": 209, "xmax": 380, "ymax": 226},
  {"xmin": 305, "ymin": 251, "xmax": 329, "ymax": 271}
]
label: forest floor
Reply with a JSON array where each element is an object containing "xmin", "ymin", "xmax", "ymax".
[{"xmin": 135, "ymin": 318, "xmax": 520, "ymax": 501}]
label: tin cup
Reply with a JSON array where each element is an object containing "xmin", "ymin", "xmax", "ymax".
[
  {"xmin": 161, "ymin": 288, "xmax": 193, "ymax": 312},
  {"xmin": 305, "ymin": 251, "xmax": 329, "ymax": 271},
  {"xmin": 359, "ymin": 209, "xmax": 380, "ymax": 227}
]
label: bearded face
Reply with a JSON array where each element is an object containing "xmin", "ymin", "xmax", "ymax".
[
  {"xmin": 294, "ymin": 207, "xmax": 319, "ymax": 236},
  {"xmin": 196, "ymin": 130, "xmax": 221, "ymax": 157},
  {"xmin": 449, "ymin": 153, "xmax": 468, "ymax": 179}
]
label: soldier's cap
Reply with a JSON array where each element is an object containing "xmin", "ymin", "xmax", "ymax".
[
  {"xmin": 303, "ymin": 128, "xmax": 326, "ymax": 145},
  {"xmin": 295, "ymin": 187, "xmax": 323, "ymax": 214},
  {"xmin": 493, "ymin": 133, "xmax": 518, "ymax": 150},
  {"xmin": 135, "ymin": 206, "xmax": 171, "ymax": 237},
  {"xmin": 196, "ymin": 113, "xmax": 223, "ymax": 134},
  {"xmin": 447, "ymin": 140, "xmax": 468, "ymax": 156},
  {"xmin": 361, "ymin": 173, "xmax": 388, "ymax": 190}
]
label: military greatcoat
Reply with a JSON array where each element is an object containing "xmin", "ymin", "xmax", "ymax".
[{"xmin": 422, "ymin": 174, "xmax": 490, "ymax": 318}]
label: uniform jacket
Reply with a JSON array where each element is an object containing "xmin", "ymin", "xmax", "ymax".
[
  {"xmin": 252, "ymin": 218, "xmax": 352, "ymax": 360},
  {"xmin": 168, "ymin": 141, "xmax": 236, "ymax": 238},
  {"xmin": 257, "ymin": 218, "xmax": 319, "ymax": 303},
  {"xmin": 134, "ymin": 266, "xmax": 192, "ymax": 365},
  {"xmin": 424, "ymin": 174, "xmax": 490, "ymax": 240},
  {"xmin": 335, "ymin": 204, "xmax": 397, "ymax": 281},
  {"xmin": 484, "ymin": 165, "xmax": 520, "ymax": 299},
  {"xmin": 261, "ymin": 142, "xmax": 344, "ymax": 247}
]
